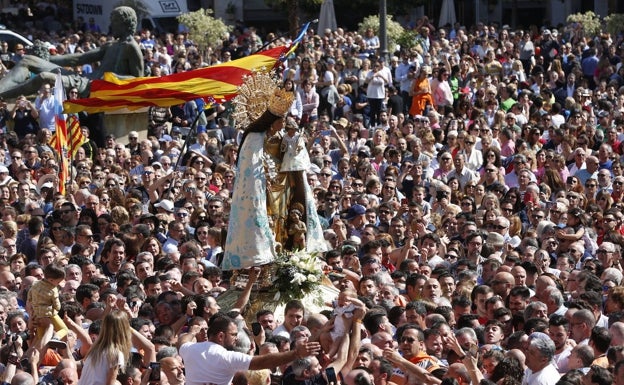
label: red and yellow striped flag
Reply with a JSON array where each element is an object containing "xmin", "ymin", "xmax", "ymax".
[
  {"xmin": 67, "ymin": 115, "xmax": 86, "ymax": 158},
  {"xmin": 49, "ymin": 125, "xmax": 66, "ymax": 155},
  {"xmin": 63, "ymin": 46, "xmax": 288, "ymax": 114}
]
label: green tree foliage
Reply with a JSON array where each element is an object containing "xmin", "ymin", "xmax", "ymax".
[
  {"xmin": 396, "ymin": 30, "xmax": 419, "ymax": 53},
  {"xmin": 566, "ymin": 11, "xmax": 602, "ymax": 38},
  {"xmin": 604, "ymin": 14, "xmax": 624, "ymax": 37},
  {"xmin": 177, "ymin": 9, "xmax": 232, "ymax": 54},
  {"xmin": 358, "ymin": 15, "xmax": 405, "ymax": 53}
]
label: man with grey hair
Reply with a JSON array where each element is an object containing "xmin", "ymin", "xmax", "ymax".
[
  {"xmin": 447, "ymin": 151, "xmax": 478, "ymax": 189},
  {"xmin": 492, "ymin": 216, "xmax": 511, "ymax": 242},
  {"xmin": 596, "ymin": 168, "xmax": 613, "ymax": 193},
  {"xmin": 289, "ymin": 325, "xmax": 312, "ymax": 344},
  {"xmin": 568, "ymin": 147, "xmax": 587, "ymax": 175},
  {"xmin": 542, "ymin": 286, "xmax": 567, "ymax": 316},
  {"xmin": 601, "ymin": 267, "xmax": 623, "ymax": 286},
  {"xmin": 288, "ymin": 356, "xmax": 325, "ymax": 384},
  {"xmin": 568, "ymin": 241, "xmax": 585, "ymax": 270},
  {"xmin": 524, "ymin": 301, "xmax": 548, "ymax": 321},
  {"xmin": 454, "ymin": 327, "xmax": 479, "ymax": 351},
  {"xmin": 524, "ymin": 333, "xmax": 559, "ymax": 385},
  {"xmin": 64, "ymin": 264, "xmax": 82, "ymax": 282},
  {"xmin": 575, "ymin": 155, "xmax": 599, "ymax": 185},
  {"xmin": 596, "ymin": 241, "xmax": 618, "ymax": 269},
  {"xmin": 406, "ymin": 137, "xmax": 431, "ymax": 165}
]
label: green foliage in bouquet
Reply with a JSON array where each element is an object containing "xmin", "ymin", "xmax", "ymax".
[{"xmin": 604, "ymin": 14, "xmax": 624, "ymax": 37}]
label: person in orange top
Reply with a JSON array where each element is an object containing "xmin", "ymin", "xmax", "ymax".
[
  {"xmin": 409, "ymin": 66, "xmax": 434, "ymax": 117},
  {"xmin": 387, "ymin": 325, "xmax": 441, "ymax": 385}
]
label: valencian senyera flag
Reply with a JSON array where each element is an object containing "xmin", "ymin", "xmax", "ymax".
[
  {"xmin": 63, "ymin": 44, "xmax": 296, "ymax": 114},
  {"xmin": 63, "ymin": 21, "xmax": 311, "ymax": 114},
  {"xmin": 67, "ymin": 115, "xmax": 86, "ymax": 158}
]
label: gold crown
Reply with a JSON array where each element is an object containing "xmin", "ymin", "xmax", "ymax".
[
  {"xmin": 232, "ymin": 69, "xmax": 293, "ymax": 130},
  {"xmin": 268, "ymin": 88, "xmax": 295, "ymax": 116}
]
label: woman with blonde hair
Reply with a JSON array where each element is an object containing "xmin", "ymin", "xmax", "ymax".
[
  {"xmin": 511, "ymin": 59, "xmax": 526, "ymax": 82},
  {"xmin": 2, "ymin": 221, "xmax": 18, "ymax": 240},
  {"xmin": 479, "ymin": 192, "xmax": 501, "ymax": 211},
  {"xmin": 509, "ymin": 215, "xmax": 523, "ymax": 237},
  {"xmin": 78, "ymin": 310, "xmax": 154, "ymax": 385}
]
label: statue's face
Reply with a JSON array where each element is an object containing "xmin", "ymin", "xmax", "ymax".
[
  {"xmin": 271, "ymin": 117, "xmax": 284, "ymax": 132},
  {"xmin": 110, "ymin": 8, "xmax": 136, "ymax": 39}
]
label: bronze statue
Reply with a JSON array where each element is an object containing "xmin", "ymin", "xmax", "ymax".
[{"xmin": 0, "ymin": 6, "xmax": 143, "ymax": 99}]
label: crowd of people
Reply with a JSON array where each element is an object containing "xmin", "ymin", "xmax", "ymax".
[{"xmin": 0, "ymin": 4, "xmax": 622, "ymax": 385}]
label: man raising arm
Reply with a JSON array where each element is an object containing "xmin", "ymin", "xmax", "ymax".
[{"xmin": 178, "ymin": 315, "xmax": 321, "ymax": 385}]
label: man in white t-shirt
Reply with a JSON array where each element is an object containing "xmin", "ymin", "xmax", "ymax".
[
  {"xmin": 522, "ymin": 333, "xmax": 561, "ymax": 385},
  {"xmin": 179, "ymin": 316, "xmax": 320, "ymax": 385}
]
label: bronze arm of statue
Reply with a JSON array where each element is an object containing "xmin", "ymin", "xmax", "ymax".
[{"xmin": 0, "ymin": 6, "xmax": 144, "ymax": 99}]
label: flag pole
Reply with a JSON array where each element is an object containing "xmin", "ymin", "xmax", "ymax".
[
  {"xmin": 68, "ymin": 115, "xmax": 73, "ymax": 174},
  {"xmin": 169, "ymin": 106, "xmax": 209, "ymax": 191}
]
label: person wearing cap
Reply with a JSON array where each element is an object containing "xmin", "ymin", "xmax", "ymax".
[
  {"xmin": 0, "ymin": 165, "xmax": 11, "ymax": 185},
  {"xmin": 540, "ymin": 28, "xmax": 559, "ymax": 70},
  {"xmin": 597, "ymin": 110, "xmax": 612, "ymax": 134},
  {"xmin": 154, "ymin": 198, "xmax": 175, "ymax": 218},
  {"xmin": 343, "ymin": 204, "xmax": 368, "ymax": 239}
]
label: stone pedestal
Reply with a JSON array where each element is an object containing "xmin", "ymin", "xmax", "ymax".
[{"xmin": 102, "ymin": 107, "xmax": 149, "ymax": 142}]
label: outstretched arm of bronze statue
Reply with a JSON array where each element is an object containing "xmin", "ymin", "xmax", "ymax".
[{"xmin": 49, "ymin": 46, "xmax": 105, "ymax": 68}]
